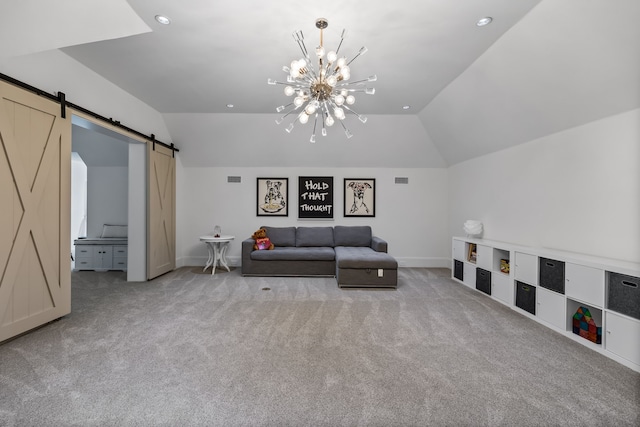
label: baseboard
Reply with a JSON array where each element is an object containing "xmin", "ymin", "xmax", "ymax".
[
  {"xmin": 177, "ymin": 255, "xmax": 241, "ymax": 268},
  {"xmin": 177, "ymin": 256, "xmax": 449, "ymax": 269},
  {"xmin": 395, "ymin": 257, "xmax": 451, "ymax": 268}
]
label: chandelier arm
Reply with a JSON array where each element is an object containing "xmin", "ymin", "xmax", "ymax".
[
  {"xmin": 338, "ymin": 120, "xmax": 353, "ymax": 138},
  {"xmin": 335, "ymin": 29, "xmax": 346, "ymax": 56},
  {"xmin": 277, "ymin": 105, "xmax": 302, "ymax": 122},
  {"xmin": 269, "ymin": 80, "xmax": 298, "ymax": 86},
  {"xmin": 347, "ymin": 46, "xmax": 368, "ymax": 66},
  {"xmin": 293, "ymin": 30, "xmax": 310, "ymax": 60},
  {"xmin": 311, "ymin": 113, "xmax": 318, "ymax": 139},
  {"xmin": 343, "ymin": 78, "xmax": 368, "ymax": 85},
  {"xmin": 342, "ymin": 105, "xmax": 357, "ymax": 115}
]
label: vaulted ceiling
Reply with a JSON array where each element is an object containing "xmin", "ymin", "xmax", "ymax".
[{"xmin": 1, "ymin": 0, "xmax": 638, "ymax": 167}]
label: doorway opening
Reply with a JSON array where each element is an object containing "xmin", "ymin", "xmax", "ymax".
[{"xmin": 71, "ymin": 115, "xmax": 147, "ymax": 281}]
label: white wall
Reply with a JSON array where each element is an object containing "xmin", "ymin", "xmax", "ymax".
[
  {"xmin": 128, "ymin": 143, "xmax": 147, "ymax": 281},
  {"xmin": 87, "ymin": 167, "xmax": 128, "ymax": 237},
  {"xmin": 448, "ymin": 108, "xmax": 640, "ymax": 263},
  {"xmin": 0, "ymin": 50, "xmax": 172, "ymax": 142},
  {"xmin": 178, "ymin": 167, "xmax": 451, "ymax": 269},
  {"xmin": 70, "ymin": 153, "xmax": 87, "ymax": 250}
]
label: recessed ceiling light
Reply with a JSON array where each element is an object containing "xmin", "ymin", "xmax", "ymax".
[
  {"xmin": 402, "ymin": 105, "xmax": 411, "ymax": 110},
  {"xmin": 155, "ymin": 15, "xmax": 171, "ymax": 25},
  {"xmin": 476, "ymin": 17, "xmax": 493, "ymax": 27},
  {"xmin": 226, "ymin": 104, "xmax": 234, "ymax": 108}
]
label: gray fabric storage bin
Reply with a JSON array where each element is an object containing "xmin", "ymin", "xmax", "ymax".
[
  {"xmin": 454, "ymin": 260, "xmax": 464, "ymax": 281},
  {"xmin": 516, "ymin": 281, "xmax": 536, "ymax": 315},
  {"xmin": 539, "ymin": 257, "xmax": 565, "ymax": 294},
  {"xmin": 607, "ymin": 272, "xmax": 640, "ymax": 320},
  {"xmin": 476, "ymin": 268, "xmax": 491, "ymax": 295}
]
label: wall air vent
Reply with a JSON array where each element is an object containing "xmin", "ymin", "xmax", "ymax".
[
  {"xmin": 227, "ymin": 176, "xmax": 241, "ymax": 183},
  {"xmin": 395, "ymin": 177, "xmax": 409, "ymax": 184}
]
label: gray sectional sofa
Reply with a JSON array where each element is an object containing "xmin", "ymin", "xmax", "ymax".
[{"xmin": 241, "ymin": 225, "xmax": 397, "ymax": 288}]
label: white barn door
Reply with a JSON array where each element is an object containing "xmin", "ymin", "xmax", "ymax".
[{"xmin": 0, "ymin": 81, "xmax": 71, "ymax": 342}]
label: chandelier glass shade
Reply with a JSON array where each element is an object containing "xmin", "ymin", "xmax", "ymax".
[{"xmin": 268, "ymin": 18, "xmax": 376, "ymax": 142}]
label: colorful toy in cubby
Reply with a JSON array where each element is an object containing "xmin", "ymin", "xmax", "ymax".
[{"xmin": 572, "ymin": 306, "xmax": 601, "ymax": 344}]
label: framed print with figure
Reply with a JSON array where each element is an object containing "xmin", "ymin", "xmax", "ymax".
[
  {"xmin": 344, "ymin": 178, "xmax": 375, "ymax": 217},
  {"xmin": 257, "ymin": 178, "xmax": 288, "ymax": 216}
]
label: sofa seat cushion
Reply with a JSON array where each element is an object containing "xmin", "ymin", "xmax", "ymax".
[
  {"xmin": 251, "ymin": 246, "xmax": 335, "ymax": 261},
  {"xmin": 296, "ymin": 226, "xmax": 335, "ymax": 247},
  {"xmin": 335, "ymin": 246, "xmax": 397, "ymax": 269}
]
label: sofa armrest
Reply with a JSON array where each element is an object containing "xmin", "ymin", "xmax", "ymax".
[{"xmin": 371, "ymin": 236, "xmax": 388, "ymax": 253}]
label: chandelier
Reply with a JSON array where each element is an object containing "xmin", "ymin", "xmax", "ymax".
[{"xmin": 268, "ymin": 18, "xmax": 376, "ymax": 142}]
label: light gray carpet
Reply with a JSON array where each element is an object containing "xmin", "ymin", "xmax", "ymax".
[{"xmin": 0, "ymin": 268, "xmax": 638, "ymax": 426}]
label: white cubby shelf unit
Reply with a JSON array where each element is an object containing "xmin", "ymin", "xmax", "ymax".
[{"xmin": 452, "ymin": 236, "xmax": 640, "ymax": 373}]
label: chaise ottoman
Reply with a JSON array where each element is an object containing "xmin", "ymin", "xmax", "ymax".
[{"xmin": 335, "ymin": 246, "xmax": 398, "ymax": 289}]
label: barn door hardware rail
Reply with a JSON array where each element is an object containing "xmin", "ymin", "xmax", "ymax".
[{"xmin": 0, "ymin": 72, "xmax": 178, "ymax": 154}]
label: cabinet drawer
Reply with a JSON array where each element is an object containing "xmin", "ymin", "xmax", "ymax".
[
  {"xmin": 565, "ymin": 263, "xmax": 604, "ymax": 307},
  {"xmin": 75, "ymin": 246, "xmax": 93, "ymax": 257},
  {"xmin": 515, "ymin": 252, "xmax": 537, "ymax": 285},
  {"xmin": 113, "ymin": 257, "xmax": 128, "ymax": 270},
  {"xmin": 75, "ymin": 257, "xmax": 93, "ymax": 269},
  {"xmin": 606, "ymin": 312, "xmax": 640, "ymax": 366},
  {"xmin": 113, "ymin": 246, "xmax": 128, "ymax": 257}
]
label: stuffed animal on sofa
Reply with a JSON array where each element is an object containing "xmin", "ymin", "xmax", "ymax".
[{"xmin": 252, "ymin": 228, "xmax": 274, "ymax": 250}]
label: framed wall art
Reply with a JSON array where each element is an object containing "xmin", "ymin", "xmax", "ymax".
[
  {"xmin": 298, "ymin": 176, "xmax": 334, "ymax": 219},
  {"xmin": 257, "ymin": 178, "xmax": 288, "ymax": 216},
  {"xmin": 344, "ymin": 178, "xmax": 375, "ymax": 217}
]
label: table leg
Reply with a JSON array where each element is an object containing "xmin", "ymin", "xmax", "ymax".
[
  {"xmin": 219, "ymin": 242, "xmax": 231, "ymax": 272},
  {"xmin": 211, "ymin": 242, "xmax": 220, "ymax": 275},
  {"xmin": 203, "ymin": 242, "xmax": 214, "ymax": 272}
]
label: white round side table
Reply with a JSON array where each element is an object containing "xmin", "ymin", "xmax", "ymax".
[{"xmin": 199, "ymin": 235, "xmax": 235, "ymax": 275}]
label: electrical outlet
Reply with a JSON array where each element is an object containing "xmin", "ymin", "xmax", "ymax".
[{"xmin": 378, "ymin": 269, "xmax": 383, "ymax": 277}]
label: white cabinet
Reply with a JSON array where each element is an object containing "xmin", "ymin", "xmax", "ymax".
[
  {"xmin": 565, "ymin": 263, "xmax": 604, "ymax": 307},
  {"xmin": 74, "ymin": 241, "xmax": 127, "ymax": 271},
  {"xmin": 93, "ymin": 246, "xmax": 113, "ymax": 269},
  {"xmin": 75, "ymin": 246, "xmax": 93, "ymax": 269},
  {"xmin": 515, "ymin": 252, "xmax": 537, "ymax": 285},
  {"xmin": 606, "ymin": 312, "xmax": 640, "ymax": 367},
  {"xmin": 451, "ymin": 236, "xmax": 640, "ymax": 372},
  {"xmin": 113, "ymin": 246, "xmax": 128, "ymax": 270}
]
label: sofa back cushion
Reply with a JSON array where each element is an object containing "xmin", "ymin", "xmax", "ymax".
[
  {"xmin": 296, "ymin": 227, "xmax": 335, "ymax": 247},
  {"xmin": 261, "ymin": 226, "xmax": 296, "ymax": 247},
  {"xmin": 333, "ymin": 226, "xmax": 372, "ymax": 247}
]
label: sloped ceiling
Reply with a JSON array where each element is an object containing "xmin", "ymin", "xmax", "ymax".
[
  {"xmin": 0, "ymin": 0, "xmax": 150, "ymax": 59},
  {"xmin": 420, "ymin": 0, "xmax": 640, "ymax": 164},
  {"xmin": 1, "ymin": 1, "xmax": 638, "ymax": 167}
]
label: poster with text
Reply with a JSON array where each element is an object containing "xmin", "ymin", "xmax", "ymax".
[{"xmin": 298, "ymin": 176, "xmax": 333, "ymax": 219}]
